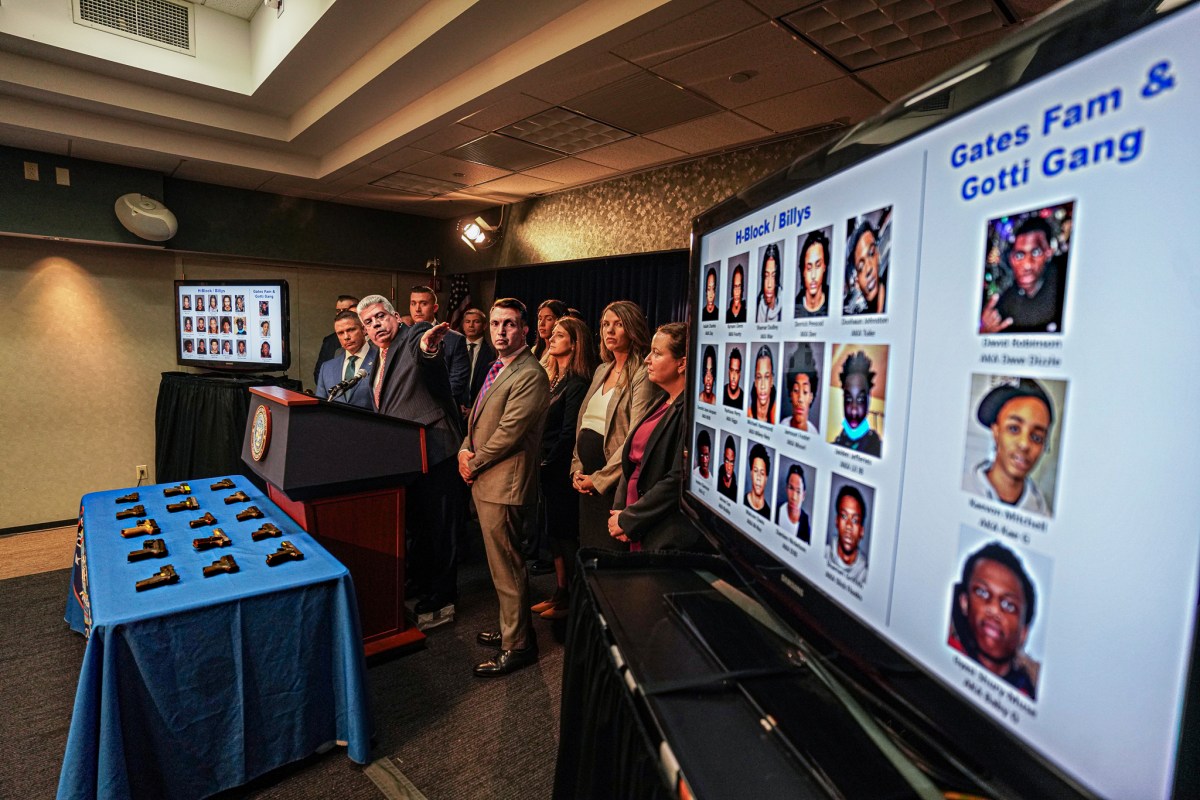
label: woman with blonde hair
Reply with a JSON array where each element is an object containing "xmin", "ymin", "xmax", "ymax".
[{"xmin": 571, "ymin": 300, "xmax": 654, "ymax": 550}]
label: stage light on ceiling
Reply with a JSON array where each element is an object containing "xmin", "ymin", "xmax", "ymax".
[{"xmin": 458, "ymin": 215, "xmax": 501, "ymax": 251}]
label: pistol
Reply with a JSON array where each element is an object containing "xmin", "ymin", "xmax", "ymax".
[
  {"xmin": 192, "ymin": 528, "xmax": 231, "ymax": 550},
  {"xmin": 166, "ymin": 497, "xmax": 199, "ymax": 513},
  {"xmin": 134, "ymin": 564, "xmax": 178, "ymax": 591},
  {"xmin": 188, "ymin": 511, "xmax": 218, "ymax": 529},
  {"xmin": 250, "ymin": 522, "xmax": 282, "ymax": 541},
  {"xmin": 127, "ymin": 539, "xmax": 167, "ymax": 562},
  {"xmin": 223, "ymin": 491, "xmax": 250, "ymax": 505},
  {"xmin": 266, "ymin": 541, "xmax": 304, "ymax": 566},
  {"xmin": 236, "ymin": 506, "xmax": 264, "ymax": 522},
  {"xmin": 115, "ymin": 505, "xmax": 146, "ymax": 520},
  {"xmin": 209, "ymin": 477, "xmax": 236, "ymax": 491},
  {"xmin": 115, "ymin": 492, "xmax": 140, "ymax": 504},
  {"xmin": 202, "ymin": 555, "xmax": 240, "ymax": 577},
  {"xmin": 163, "ymin": 483, "xmax": 191, "ymax": 497},
  {"xmin": 120, "ymin": 518, "xmax": 160, "ymax": 538}
]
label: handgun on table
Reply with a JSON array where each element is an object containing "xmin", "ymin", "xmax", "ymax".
[
  {"xmin": 162, "ymin": 483, "xmax": 191, "ymax": 497},
  {"xmin": 192, "ymin": 528, "xmax": 231, "ymax": 550},
  {"xmin": 166, "ymin": 497, "xmax": 199, "ymax": 513},
  {"xmin": 202, "ymin": 555, "xmax": 239, "ymax": 577},
  {"xmin": 266, "ymin": 541, "xmax": 304, "ymax": 566},
  {"xmin": 120, "ymin": 518, "xmax": 160, "ymax": 538},
  {"xmin": 115, "ymin": 492, "xmax": 139, "ymax": 504},
  {"xmin": 223, "ymin": 491, "xmax": 250, "ymax": 505},
  {"xmin": 188, "ymin": 512, "xmax": 218, "ymax": 529},
  {"xmin": 250, "ymin": 522, "xmax": 282, "ymax": 541},
  {"xmin": 127, "ymin": 539, "xmax": 167, "ymax": 561},
  {"xmin": 115, "ymin": 505, "xmax": 145, "ymax": 520},
  {"xmin": 236, "ymin": 506, "xmax": 264, "ymax": 522},
  {"xmin": 210, "ymin": 478, "xmax": 235, "ymax": 491},
  {"xmin": 134, "ymin": 564, "xmax": 178, "ymax": 591}
]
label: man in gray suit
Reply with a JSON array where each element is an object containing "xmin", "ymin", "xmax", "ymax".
[
  {"xmin": 359, "ymin": 293, "xmax": 463, "ymax": 628},
  {"xmin": 459, "ymin": 298, "xmax": 549, "ymax": 676},
  {"xmin": 410, "ymin": 285, "xmax": 470, "ymax": 408}
]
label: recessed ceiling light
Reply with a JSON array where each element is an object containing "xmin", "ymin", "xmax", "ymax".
[{"xmin": 728, "ymin": 71, "xmax": 756, "ymax": 84}]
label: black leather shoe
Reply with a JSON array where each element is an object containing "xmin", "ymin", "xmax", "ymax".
[
  {"xmin": 476, "ymin": 630, "xmax": 503, "ymax": 648},
  {"xmin": 473, "ymin": 646, "xmax": 538, "ymax": 677}
]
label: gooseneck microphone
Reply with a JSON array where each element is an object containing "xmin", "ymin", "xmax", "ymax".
[{"xmin": 327, "ymin": 368, "xmax": 368, "ymax": 401}]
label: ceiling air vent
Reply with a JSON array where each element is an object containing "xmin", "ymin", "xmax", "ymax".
[{"xmin": 74, "ymin": 0, "xmax": 196, "ymax": 56}]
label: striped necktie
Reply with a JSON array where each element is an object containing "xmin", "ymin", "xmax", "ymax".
[
  {"xmin": 373, "ymin": 348, "xmax": 387, "ymax": 407},
  {"xmin": 474, "ymin": 359, "xmax": 503, "ymax": 407}
]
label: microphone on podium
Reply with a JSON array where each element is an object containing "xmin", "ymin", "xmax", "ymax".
[{"xmin": 327, "ymin": 368, "xmax": 368, "ymax": 401}]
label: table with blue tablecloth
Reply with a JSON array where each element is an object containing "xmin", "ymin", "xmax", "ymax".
[{"xmin": 59, "ymin": 474, "xmax": 372, "ymax": 800}]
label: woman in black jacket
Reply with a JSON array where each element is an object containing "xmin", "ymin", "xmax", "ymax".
[
  {"xmin": 608, "ymin": 322, "xmax": 702, "ymax": 551},
  {"xmin": 531, "ymin": 316, "xmax": 596, "ymax": 618}
]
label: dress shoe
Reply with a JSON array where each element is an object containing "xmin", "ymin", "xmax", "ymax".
[
  {"xmin": 539, "ymin": 601, "xmax": 568, "ymax": 620},
  {"xmin": 476, "ymin": 630, "xmax": 503, "ymax": 648},
  {"xmin": 473, "ymin": 646, "xmax": 538, "ymax": 677},
  {"xmin": 531, "ymin": 588, "xmax": 566, "ymax": 614}
]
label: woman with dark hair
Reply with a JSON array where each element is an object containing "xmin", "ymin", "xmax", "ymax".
[
  {"xmin": 725, "ymin": 263, "xmax": 746, "ymax": 323},
  {"xmin": 701, "ymin": 266, "xmax": 719, "ymax": 321},
  {"xmin": 260, "ymin": 341, "xmax": 271, "ymax": 358},
  {"xmin": 572, "ymin": 300, "xmax": 655, "ymax": 550},
  {"xmin": 607, "ymin": 323, "xmax": 702, "ymax": 551},
  {"xmin": 531, "ymin": 317, "xmax": 597, "ymax": 619},
  {"xmin": 747, "ymin": 345, "xmax": 776, "ymax": 423},
  {"xmin": 756, "ymin": 243, "xmax": 782, "ymax": 322},
  {"xmin": 532, "ymin": 299, "xmax": 568, "ymax": 363},
  {"xmin": 698, "ymin": 345, "xmax": 718, "ymax": 405}
]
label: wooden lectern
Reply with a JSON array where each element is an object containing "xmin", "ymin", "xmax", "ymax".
[{"xmin": 241, "ymin": 385, "xmax": 428, "ymax": 654}]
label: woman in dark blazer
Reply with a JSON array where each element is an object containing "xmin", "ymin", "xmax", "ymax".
[
  {"xmin": 608, "ymin": 322, "xmax": 702, "ymax": 551},
  {"xmin": 532, "ymin": 317, "xmax": 596, "ymax": 619}
]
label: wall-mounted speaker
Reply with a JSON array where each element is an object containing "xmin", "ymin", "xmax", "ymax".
[{"xmin": 114, "ymin": 193, "xmax": 178, "ymax": 241}]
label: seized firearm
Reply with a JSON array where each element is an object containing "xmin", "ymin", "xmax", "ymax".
[
  {"xmin": 210, "ymin": 478, "xmax": 236, "ymax": 491},
  {"xmin": 115, "ymin": 492, "xmax": 139, "ymax": 504},
  {"xmin": 166, "ymin": 496, "xmax": 199, "ymax": 513},
  {"xmin": 223, "ymin": 491, "xmax": 250, "ymax": 505},
  {"xmin": 134, "ymin": 564, "xmax": 178, "ymax": 591},
  {"xmin": 192, "ymin": 528, "xmax": 231, "ymax": 550},
  {"xmin": 235, "ymin": 505, "xmax": 264, "ymax": 522},
  {"xmin": 127, "ymin": 539, "xmax": 167, "ymax": 561},
  {"xmin": 202, "ymin": 555, "xmax": 240, "ymax": 577},
  {"xmin": 162, "ymin": 483, "xmax": 191, "ymax": 497},
  {"xmin": 250, "ymin": 522, "xmax": 282, "ymax": 541},
  {"xmin": 188, "ymin": 511, "xmax": 218, "ymax": 529},
  {"xmin": 266, "ymin": 540, "xmax": 304, "ymax": 566},
  {"xmin": 115, "ymin": 505, "xmax": 145, "ymax": 520},
  {"xmin": 120, "ymin": 518, "xmax": 160, "ymax": 538}
]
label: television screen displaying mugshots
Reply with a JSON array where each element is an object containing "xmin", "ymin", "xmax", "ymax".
[
  {"xmin": 175, "ymin": 280, "xmax": 291, "ymax": 371},
  {"xmin": 685, "ymin": 2, "xmax": 1200, "ymax": 797}
]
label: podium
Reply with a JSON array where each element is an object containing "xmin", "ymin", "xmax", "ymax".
[{"xmin": 241, "ymin": 385, "xmax": 428, "ymax": 654}]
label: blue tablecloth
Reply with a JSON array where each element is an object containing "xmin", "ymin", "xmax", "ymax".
[{"xmin": 58, "ymin": 475, "xmax": 372, "ymax": 800}]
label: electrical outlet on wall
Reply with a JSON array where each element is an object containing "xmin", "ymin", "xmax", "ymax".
[{"xmin": 136, "ymin": 465, "xmax": 148, "ymax": 482}]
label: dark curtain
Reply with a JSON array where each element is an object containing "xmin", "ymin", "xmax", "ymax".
[
  {"xmin": 494, "ymin": 250, "xmax": 689, "ymax": 340},
  {"xmin": 155, "ymin": 372, "xmax": 300, "ymax": 484}
]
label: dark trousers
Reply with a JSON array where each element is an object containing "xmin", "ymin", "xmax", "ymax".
[{"xmin": 406, "ymin": 456, "xmax": 463, "ymax": 602}]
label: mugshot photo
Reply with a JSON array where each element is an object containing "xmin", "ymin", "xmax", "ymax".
[
  {"xmin": 207, "ymin": 295, "xmax": 218, "ymax": 311},
  {"xmin": 698, "ymin": 344, "xmax": 719, "ymax": 405},
  {"xmin": 194, "ymin": 294, "xmax": 204, "ymax": 311},
  {"xmin": 208, "ymin": 316, "xmax": 218, "ymax": 334},
  {"xmin": 693, "ymin": 424, "xmax": 716, "ymax": 485},
  {"xmin": 235, "ymin": 295, "xmax": 246, "ymax": 312},
  {"xmin": 183, "ymin": 317, "xmax": 193, "ymax": 333},
  {"xmin": 220, "ymin": 316, "xmax": 233, "ymax": 334},
  {"xmin": 182, "ymin": 338, "xmax": 194, "ymax": 353},
  {"xmin": 755, "ymin": 239, "xmax": 785, "ymax": 322},
  {"xmin": 844, "ymin": 206, "xmax": 891, "ymax": 316},
  {"xmin": 978, "ymin": 201, "xmax": 1073, "ymax": 335},
  {"xmin": 700, "ymin": 261, "xmax": 721, "ymax": 321},
  {"xmin": 947, "ymin": 530, "xmax": 1050, "ymax": 701},
  {"xmin": 742, "ymin": 440, "xmax": 776, "ymax": 521},
  {"xmin": 181, "ymin": 295, "xmax": 192, "ymax": 311},
  {"xmin": 746, "ymin": 341, "xmax": 780, "ymax": 424},
  {"xmin": 259, "ymin": 300, "xmax": 270, "ymax": 316},
  {"xmin": 781, "ymin": 341, "xmax": 824, "ymax": 436},
  {"xmin": 209, "ymin": 338, "xmax": 219, "ymax": 354},
  {"xmin": 825, "ymin": 474, "xmax": 875, "ymax": 588},
  {"xmin": 222, "ymin": 295, "xmax": 233, "ymax": 312},
  {"xmin": 235, "ymin": 317, "xmax": 247, "ymax": 335},
  {"xmin": 776, "ymin": 456, "xmax": 816, "ymax": 544},
  {"xmin": 795, "ymin": 226, "xmax": 833, "ymax": 319},
  {"xmin": 196, "ymin": 339, "xmax": 207, "ymax": 355},
  {"xmin": 236, "ymin": 339, "xmax": 247, "ymax": 357},
  {"xmin": 725, "ymin": 252, "xmax": 749, "ymax": 324},
  {"xmin": 962, "ymin": 374, "xmax": 1067, "ymax": 518},
  {"xmin": 722, "ymin": 342, "xmax": 746, "ymax": 410},
  {"xmin": 717, "ymin": 431, "xmax": 741, "ymax": 502},
  {"xmin": 221, "ymin": 340, "xmax": 233, "ymax": 356},
  {"xmin": 826, "ymin": 343, "xmax": 889, "ymax": 458}
]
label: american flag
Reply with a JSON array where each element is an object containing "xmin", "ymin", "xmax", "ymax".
[{"xmin": 446, "ymin": 273, "xmax": 472, "ymax": 331}]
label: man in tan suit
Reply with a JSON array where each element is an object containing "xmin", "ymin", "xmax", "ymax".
[{"xmin": 459, "ymin": 298, "xmax": 549, "ymax": 676}]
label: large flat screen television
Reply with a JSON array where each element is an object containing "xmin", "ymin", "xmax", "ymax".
[
  {"xmin": 684, "ymin": 0, "xmax": 1200, "ymax": 796},
  {"xmin": 174, "ymin": 279, "xmax": 290, "ymax": 371}
]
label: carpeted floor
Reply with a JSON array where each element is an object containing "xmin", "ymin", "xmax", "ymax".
[{"xmin": 0, "ymin": 556, "xmax": 568, "ymax": 800}]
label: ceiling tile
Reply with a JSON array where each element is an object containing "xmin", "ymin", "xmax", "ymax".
[
  {"xmin": 566, "ymin": 72, "xmax": 722, "ymax": 135},
  {"xmin": 320, "ymin": 162, "xmax": 397, "ymax": 193},
  {"xmin": 369, "ymin": 148, "xmax": 431, "ymax": 173},
  {"xmin": 644, "ymin": 111, "xmax": 772, "ymax": 154},
  {"xmin": 458, "ymin": 185, "xmax": 529, "ymax": 204},
  {"xmin": 458, "ymin": 94, "xmax": 553, "ymax": 132},
  {"xmin": 652, "ymin": 22, "xmax": 846, "ymax": 107},
  {"xmin": 744, "ymin": 0, "xmax": 811, "ymax": 16},
  {"xmin": 736, "ymin": 76, "xmax": 882, "ymax": 132},
  {"xmin": 857, "ymin": 27, "xmax": 1011, "ymax": 101},
  {"xmin": 575, "ymin": 137, "xmax": 687, "ymax": 171},
  {"xmin": 611, "ymin": 0, "xmax": 767, "ymax": 67},
  {"xmin": 372, "ymin": 172, "xmax": 466, "ymax": 196},
  {"xmin": 522, "ymin": 157, "xmax": 618, "ymax": 185},
  {"xmin": 523, "ymin": 52, "xmax": 642, "ymax": 106},
  {"xmin": 469, "ymin": 173, "xmax": 564, "ymax": 197},
  {"xmin": 446, "ymin": 133, "xmax": 562, "ymax": 172},
  {"xmin": 498, "ymin": 108, "xmax": 631, "ymax": 155},
  {"xmin": 403, "ymin": 154, "xmax": 511, "ymax": 186},
  {"xmin": 409, "ymin": 124, "xmax": 492, "ymax": 154}
]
